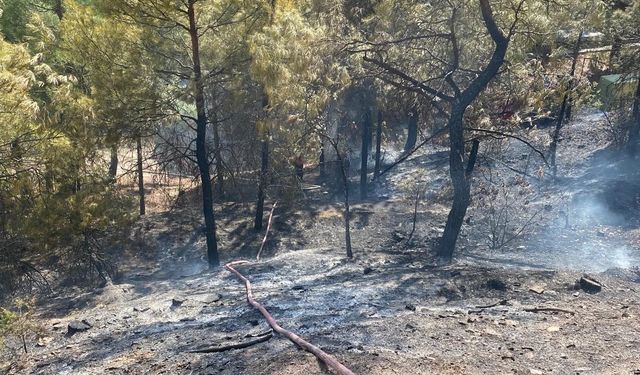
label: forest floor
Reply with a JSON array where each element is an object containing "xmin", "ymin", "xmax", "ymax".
[{"xmin": 3, "ymin": 109, "xmax": 640, "ymax": 375}]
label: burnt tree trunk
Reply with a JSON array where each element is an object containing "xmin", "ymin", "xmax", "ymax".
[
  {"xmin": 565, "ymin": 31, "xmax": 583, "ymax": 121},
  {"xmin": 213, "ymin": 115, "xmax": 224, "ymax": 198},
  {"xmin": 254, "ymin": 134, "xmax": 269, "ymax": 231},
  {"xmin": 337, "ymin": 151, "xmax": 353, "ymax": 258},
  {"xmin": 54, "ymin": 0, "xmax": 64, "ymax": 20},
  {"xmin": 108, "ymin": 143, "xmax": 118, "ymax": 182},
  {"xmin": 550, "ymin": 31, "xmax": 582, "ymax": 179},
  {"xmin": 437, "ymin": 0, "xmax": 509, "ymax": 260},
  {"xmin": 319, "ymin": 145, "xmax": 326, "ymax": 179},
  {"xmin": 628, "ymin": 75, "xmax": 640, "ymax": 154},
  {"xmin": 136, "ymin": 135, "xmax": 145, "ymax": 216},
  {"xmin": 438, "ymin": 109, "xmax": 470, "ymax": 259},
  {"xmin": 360, "ymin": 110, "xmax": 371, "ymax": 199},
  {"xmin": 403, "ymin": 107, "xmax": 418, "ymax": 153},
  {"xmin": 188, "ymin": 0, "xmax": 220, "ymax": 268},
  {"xmin": 608, "ymin": 35, "xmax": 622, "ymax": 73},
  {"xmin": 374, "ymin": 110, "xmax": 383, "ymax": 179}
]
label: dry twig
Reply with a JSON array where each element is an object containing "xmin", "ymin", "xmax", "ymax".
[
  {"xmin": 256, "ymin": 202, "xmax": 277, "ymax": 261},
  {"xmin": 187, "ymin": 330, "xmax": 273, "ymax": 353}
]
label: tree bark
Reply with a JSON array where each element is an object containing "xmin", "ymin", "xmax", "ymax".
[
  {"xmin": 188, "ymin": 0, "xmax": 219, "ymax": 268},
  {"xmin": 403, "ymin": 107, "xmax": 418, "ymax": 153},
  {"xmin": 136, "ymin": 135, "xmax": 145, "ymax": 216},
  {"xmin": 254, "ymin": 135, "xmax": 269, "ymax": 231},
  {"xmin": 337, "ymin": 152, "xmax": 353, "ymax": 258},
  {"xmin": 213, "ymin": 115, "xmax": 224, "ymax": 198},
  {"xmin": 360, "ymin": 109, "xmax": 371, "ymax": 199},
  {"xmin": 438, "ymin": 110, "xmax": 470, "ymax": 259},
  {"xmin": 108, "ymin": 143, "xmax": 118, "ymax": 182},
  {"xmin": 374, "ymin": 110, "xmax": 383, "ymax": 178},
  {"xmin": 54, "ymin": 0, "xmax": 64, "ymax": 20}
]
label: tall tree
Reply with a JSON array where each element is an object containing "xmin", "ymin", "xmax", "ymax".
[
  {"xmin": 100, "ymin": 0, "xmax": 263, "ymax": 267},
  {"xmin": 359, "ymin": 0, "xmax": 525, "ymax": 259}
]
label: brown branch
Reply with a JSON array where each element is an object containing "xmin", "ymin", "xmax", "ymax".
[
  {"xmin": 475, "ymin": 299, "xmax": 508, "ymax": 309},
  {"xmin": 187, "ymin": 330, "xmax": 273, "ymax": 353},
  {"xmin": 225, "ymin": 261, "xmax": 357, "ymax": 375},
  {"xmin": 256, "ymin": 201, "xmax": 277, "ymax": 261}
]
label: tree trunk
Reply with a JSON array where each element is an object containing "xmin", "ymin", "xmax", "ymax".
[
  {"xmin": 360, "ymin": 110, "xmax": 371, "ymax": 199},
  {"xmin": 188, "ymin": 0, "xmax": 219, "ymax": 268},
  {"xmin": 608, "ymin": 35, "xmax": 622, "ymax": 73},
  {"xmin": 136, "ymin": 135, "xmax": 145, "ymax": 216},
  {"xmin": 108, "ymin": 143, "xmax": 118, "ymax": 182},
  {"xmin": 54, "ymin": 0, "xmax": 64, "ymax": 20},
  {"xmin": 338, "ymin": 152, "xmax": 353, "ymax": 258},
  {"xmin": 403, "ymin": 107, "xmax": 418, "ymax": 153},
  {"xmin": 550, "ymin": 31, "xmax": 582, "ymax": 179},
  {"xmin": 628, "ymin": 75, "xmax": 640, "ymax": 154},
  {"xmin": 437, "ymin": 110, "xmax": 470, "ymax": 259},
  {"xmin": 374, "ymin": 110, "xmax": 383, "ymax": 178},
  {"xmin": 213, "ymin": 116, "xmax": 224, "ymax": 198},
  {"xmin": 437, "ymin": 0, "xmax": 509, "ymax": 260},
  {"xmin": 319, "ymin": 145, "xmax": 326, "ymax": 179},
  {"xmin": 565, "ymin": 31, "xmax": 583, "ymax": 121},
  {"xmin": 254, "ymin": 136, "xmax": 269, "ymax": 231}
]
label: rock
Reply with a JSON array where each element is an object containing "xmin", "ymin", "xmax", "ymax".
[
  {"xmin": 405, "ymin": 303, "xmax": 417, "ymax": 311},
  {"xmin": 578, "ymin": 275, "xmax": 602, "ymax": 293},
  {"xmin": 198, "ymin": 294, "xmax": 222, "ymax": 304},
  {"xmin": 529, "ymin": 285, "xmax": 545, "ymax": 294},
  {"xmin": 546, "ymin": 326, "xmax": 560, "ymax": 332},
  {"xmin": 133, "ymin": 306, "xmax": 150, "ymax": 312},
  {"xmin": 67, "ymin": 320, "xmax": 91, "ymax": 335},
  {"xmin": 529, "ymin": 369, "xmax": 543, "ymax": 375},
  {"xmin": 392, "ymin": 231, "xmax": 405, "ymax": 242},
  {"xmin": 36, "ymin": 337, "xmax": 53, "ymax": 347},
  {"xmin": 172, "ymin": 297, "xmax": 186, "ymax": 307}
]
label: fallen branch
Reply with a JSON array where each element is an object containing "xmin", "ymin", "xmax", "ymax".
[
  {"xmin": 225, "ymin": 261, "xmax": 357, "ymax": 375},
  {"xmin": 475, "ymin": 299, "xmax": 508, "ymax": 309},
  {"xmin": 523, "ymin": 307, "xmax": 575, "ymax": 315},
  {"xmin": 187, "ymin": 330, "xmax": 273, "ymax": 353},
  {"xmin": 256, "ymin": 202, "xmax": 277, "ymax": 261}
]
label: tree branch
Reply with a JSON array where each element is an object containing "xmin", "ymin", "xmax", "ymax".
[{"xmin": 225, "ymin": 261, "xmax": 357, "ymax": 375}]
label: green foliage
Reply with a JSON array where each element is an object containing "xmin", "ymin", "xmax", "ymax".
[
  {"xmin": 0, "ymin": 298, "xmax": 44, "ymax": 354},
  {"xmin": 0, "ymin": 3, "xmax": 136, "ymax": 293},
  {"xmin": 0, "ymin": 0, "xmax": 31, "ymax": 42}
]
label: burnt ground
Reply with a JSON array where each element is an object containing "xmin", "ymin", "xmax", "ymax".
[{"xmin": 2, "ymin": 109, "xmax": 640, "ymax": 375}]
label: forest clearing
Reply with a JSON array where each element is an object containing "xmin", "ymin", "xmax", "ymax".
[{"xmin": 1, "ymin": 0, "xmax": 640, "ymax": 374}]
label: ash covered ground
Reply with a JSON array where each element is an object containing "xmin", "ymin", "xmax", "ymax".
[{"xmin": 3, "ymin": 110, "xmax": 640, "ymax": 375}]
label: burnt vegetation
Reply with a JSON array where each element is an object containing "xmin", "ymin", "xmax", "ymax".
[{"xmin": 1, "ymin": 0, "xmax": 640, "ymax": 374}]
